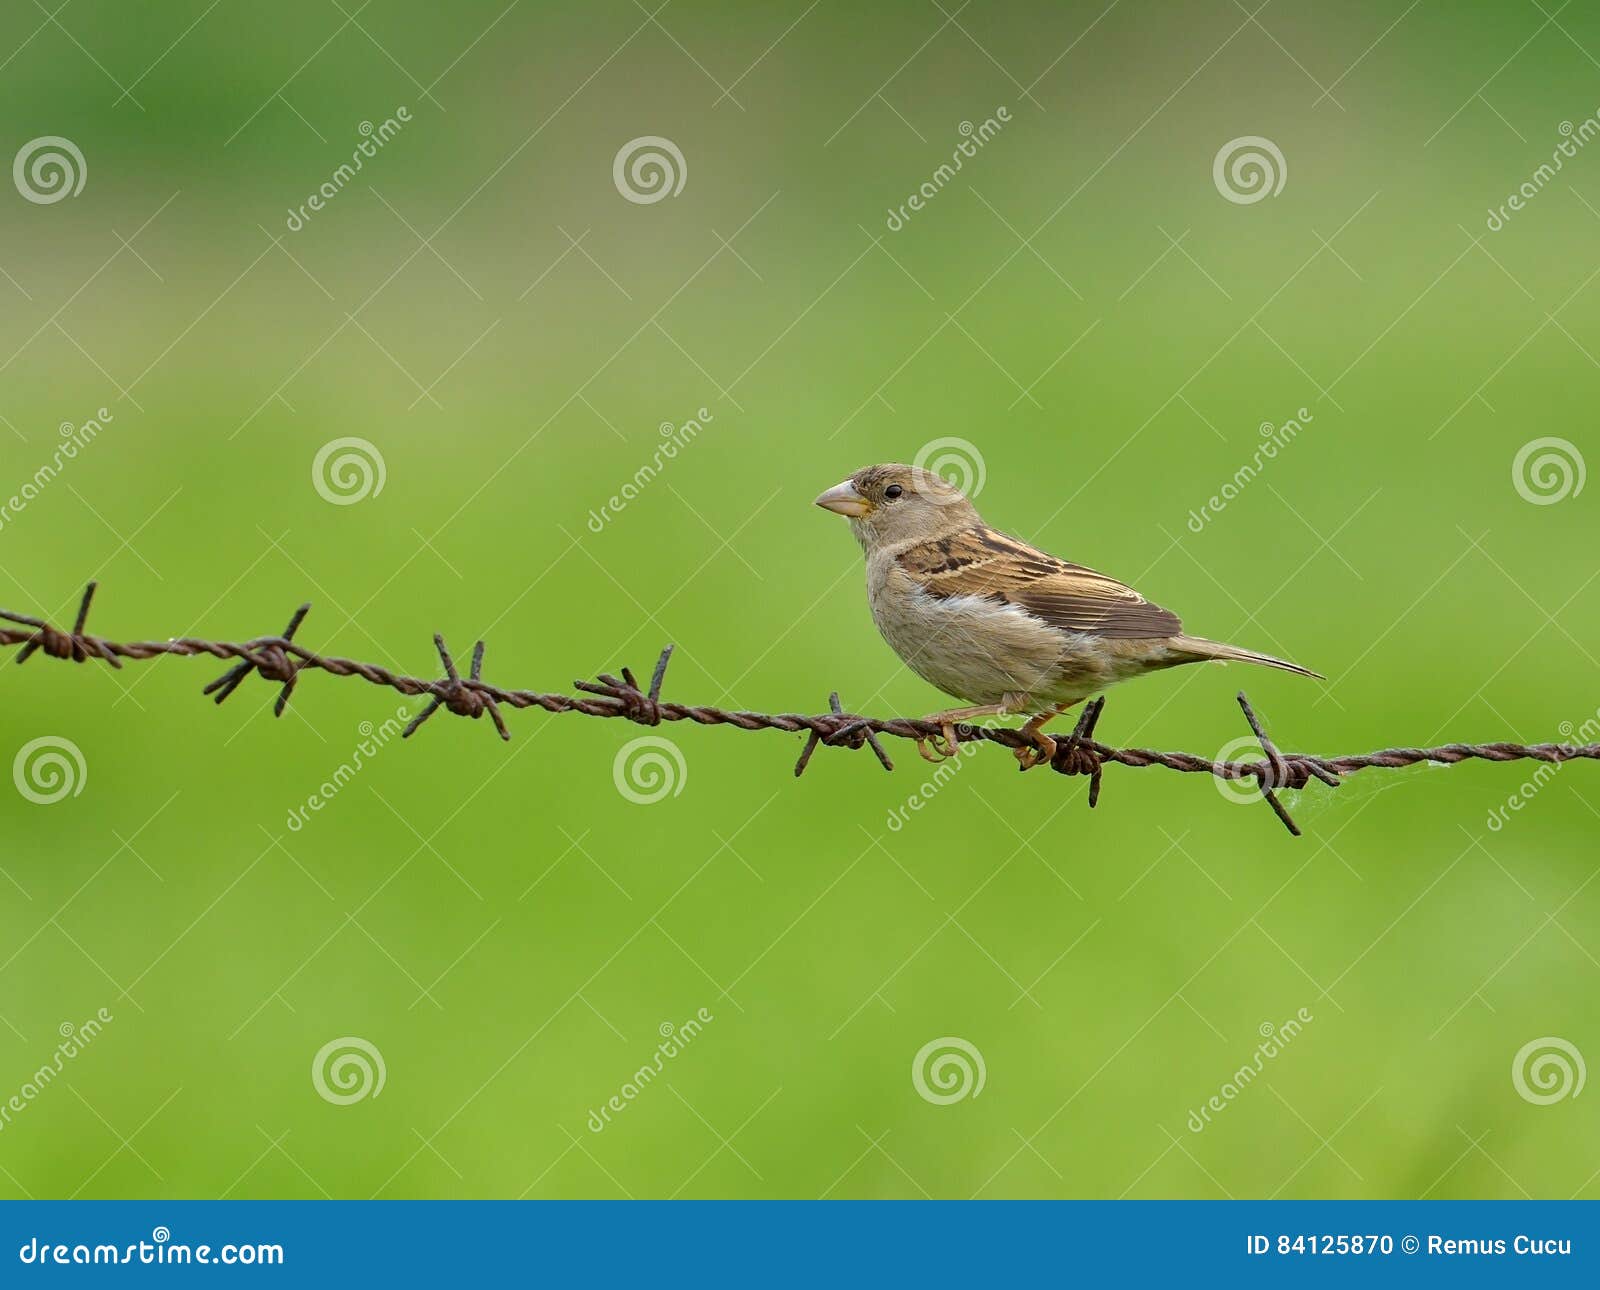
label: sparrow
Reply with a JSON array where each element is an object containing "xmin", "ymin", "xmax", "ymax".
[{"xmin": 814, "ymin": 464, "xmax": 1322, "ymax": 768}]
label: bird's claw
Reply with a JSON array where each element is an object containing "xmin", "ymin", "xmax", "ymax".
[
  {"xmin": 1014, "ymin": 731, "xmax": 1057, "ymax": 772},
  {"xmin": 916, "ymin": 723, "xmax": 961, "ymax": 763}
]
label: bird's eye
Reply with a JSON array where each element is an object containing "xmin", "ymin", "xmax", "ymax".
[{"xmin": 884, "ymin": 484, "xmax": 903, "ymax": 500}]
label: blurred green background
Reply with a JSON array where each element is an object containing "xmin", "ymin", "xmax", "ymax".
[{"xmin": 1, "ymin": 0, "xmax": 1596, "ymax": 1200}]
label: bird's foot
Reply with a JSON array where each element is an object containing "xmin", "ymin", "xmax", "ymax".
[
  {"xmin": 1014, "ymin": 730, "xmax": 1058, "ymax": 771},
  {"xmin": 917, "ymin": 704, "xmax": 1005, "ymax": 763},
  {"xmin": 915, "ymin": 722, "xmax": 962, "ymax": 763}
]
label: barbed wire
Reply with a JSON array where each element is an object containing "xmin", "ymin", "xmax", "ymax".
[{"xmin": 5, "ymin": 583, "xmax": 1597, "ymax": 837}]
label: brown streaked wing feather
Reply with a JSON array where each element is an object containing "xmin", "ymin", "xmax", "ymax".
[{"xmin": 897, "ymin": 526, "xmax": 1182, "ymax": 639}]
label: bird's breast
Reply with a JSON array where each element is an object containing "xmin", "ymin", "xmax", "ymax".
[{"xmin": 865, "ymin": 561, "xmax": 1068, "ymax": 705}]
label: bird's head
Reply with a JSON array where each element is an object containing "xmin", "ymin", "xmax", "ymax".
[{"xmin": 814, "ymin": 463, "xmax": 979, "ymax": 551}]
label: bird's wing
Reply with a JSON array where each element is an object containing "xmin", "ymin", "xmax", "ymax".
[{"xmin": 896, "ymin": 525, "xmax": 1183, "ymax": 639}]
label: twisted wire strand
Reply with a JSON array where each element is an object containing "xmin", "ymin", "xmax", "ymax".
[{"xmin": 5, "ymin": 583, "xmax": 1596, "ymax": 838}]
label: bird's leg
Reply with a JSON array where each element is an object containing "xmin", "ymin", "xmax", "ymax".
[
  {"xmin": 1014, "ymin": 702, "xmax": 1078, "ymax": 771},
  {"xmin": 917, "ymin": 703, "xmax": 1006, "ymax": 762}
]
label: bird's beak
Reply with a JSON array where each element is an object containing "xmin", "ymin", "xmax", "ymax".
[{"xmin": 814, "ymin": 480, "xmax": 871, "ymax": 518}]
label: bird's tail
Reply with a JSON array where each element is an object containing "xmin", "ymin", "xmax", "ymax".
[{"xmin": 1171, "ymin": 635, "xmax": 1324, "ymax": 680}]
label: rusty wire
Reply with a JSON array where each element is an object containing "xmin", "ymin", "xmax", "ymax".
[{"xmin": 5, "ymin": 582, "xmax": 1598, "ymax": 837}]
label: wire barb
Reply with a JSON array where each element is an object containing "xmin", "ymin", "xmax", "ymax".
[
  {"xmin": 3, "ymin": 581, "xmax": 1598, "ymax": 840},
  {"xmin": 203, "ymin": 603, "xmax": 310, "ymax": 716},
  {"xmin": 403, "ymin": 634, "xmax": 510, "ymax": 742},
  {"xmin": 793, "ymin": 691, "xmax": 894, "ymax": 777},
  {"xmin": 575, "ymin": 645, "xmax": 674, "ymax": 726},
  {"xmin": 1050, "ymin": 696, "xmax": 1107, "ymax": 807},
  {"xmin": 2, "ymin": 582, "xmax": 121, "ymax": 668}
]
